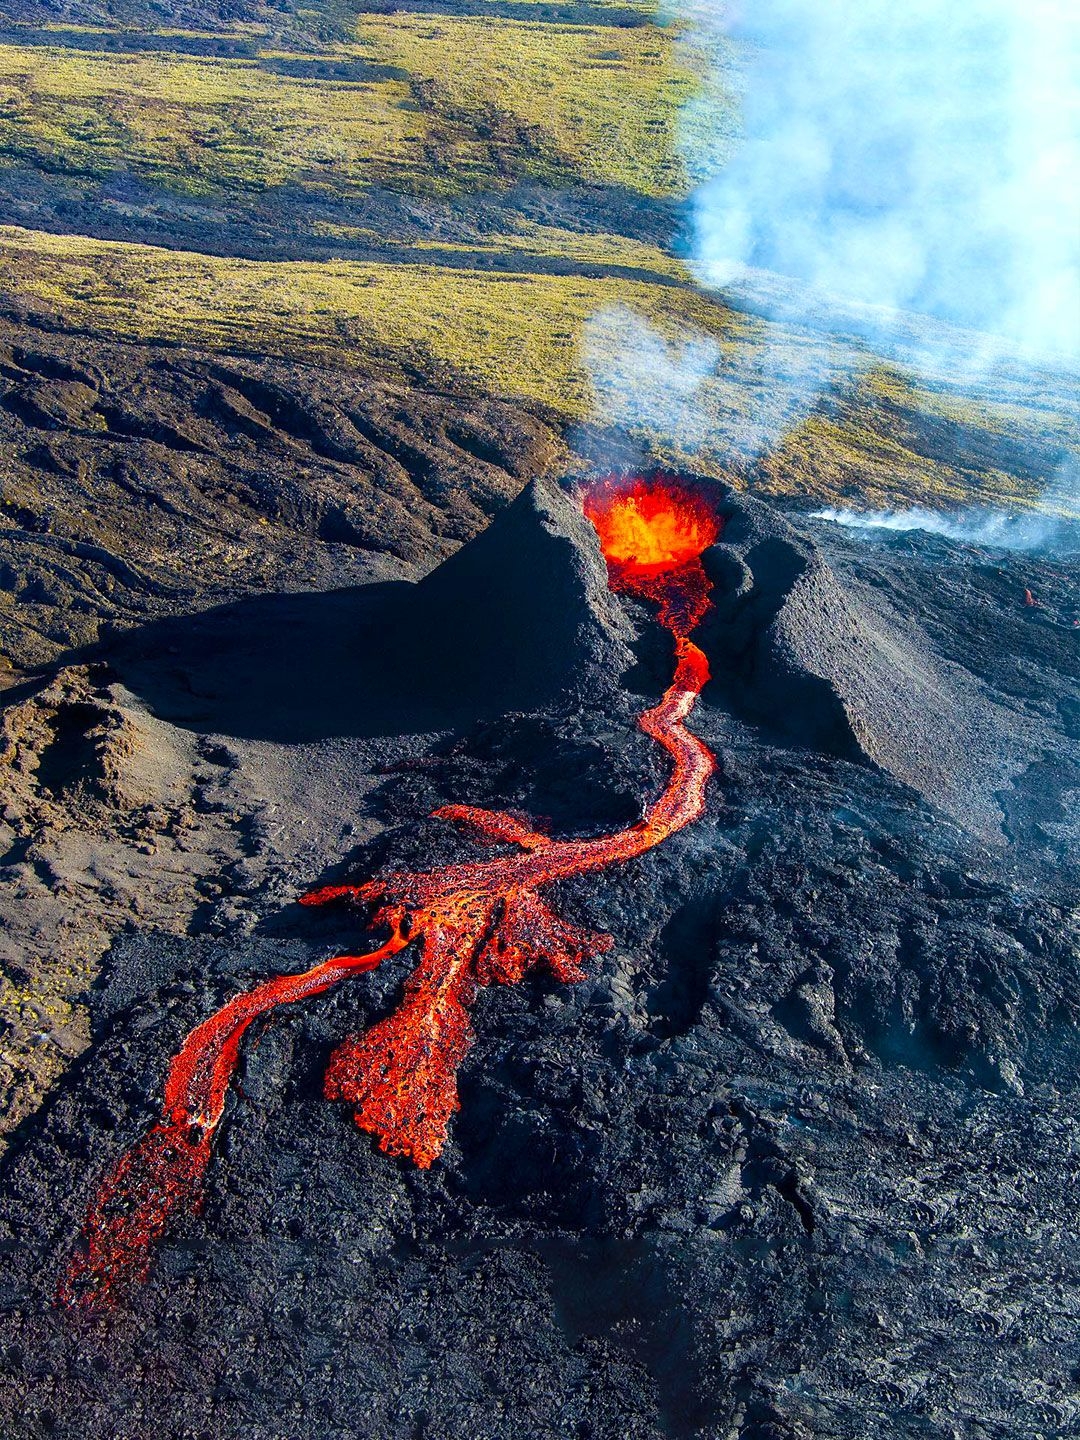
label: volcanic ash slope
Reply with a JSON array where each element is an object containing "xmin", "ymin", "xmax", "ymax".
[{"xmin": 0, "ymin": 476, "xmax": 1077, "ymax": 1440}]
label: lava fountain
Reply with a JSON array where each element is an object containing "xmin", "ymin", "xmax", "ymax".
[{"xmin": 60, "ymin": 475, "xmax": 722, "ymax": 1311}]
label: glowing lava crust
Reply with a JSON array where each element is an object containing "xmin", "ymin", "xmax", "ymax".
[{"xmin": 61, "ymin": 475, "xmax": 722, "ymax": 1311}]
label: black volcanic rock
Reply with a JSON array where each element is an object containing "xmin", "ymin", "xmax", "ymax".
[
  {"xmin": 388, "ymin": 472, "xmax": 636, "ymax": 714},
  {"xmin": 422, "ymin": 472, "xmax": 1021, "ymax": 831},
  {"xmin": 0, "ymin": 308, "xmax": 565, "ymax": 673},
  {"xmin": 697, "ymin": 494, "xmax": 1014, "ymax": 831},
  {"xmin": 80, "ymin": 469, "xmax": 1071, "ymax": 819},
  {"xmin": 0, "ymin": 471, "xmax": 1077, "ymax": 1440},
  {"xmin": 87, "ymin": 473, "xmax": 635, "ymax": 744}
]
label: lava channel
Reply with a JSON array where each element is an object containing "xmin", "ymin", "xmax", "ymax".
[{"xmin": 61, "ymin": 474, "xmax": 722, "ymax": 1312}]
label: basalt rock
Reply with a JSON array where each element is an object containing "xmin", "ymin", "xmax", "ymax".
[
  {"xmin": 384, "ymin": 471, "xmax": 637, "ymax": 715},
  {"xmin": 0, "ymin": 307, "xmax": 565, "ymax": 674},
  {"xmin": 697, "ymin": 493, "xmax": 1012, "ymax": 832},
  {"xmin": 0, "ymin": 465, "xmax": 1077, "ymax": 1440},
  {"xmin": 394, "ymin": 472, "xmax": 1012, "ymax": 831}
]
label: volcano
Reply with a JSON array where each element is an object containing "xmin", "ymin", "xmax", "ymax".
[
  {"xmin": 59, "ymin": 474, "xmax": 723, "ymax": 1310},
  {"xmin": 0, "ymin": 474, "xmax": 1077, "ymax": 1440}
]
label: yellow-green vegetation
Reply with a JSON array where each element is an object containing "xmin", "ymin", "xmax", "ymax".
[
  {"xmin": 0, "ymin": 967, "xmax": 90, "ymax": 1156},
  {"xmin": 4, "ymin": 224, "xmax": 1073, "ymax": 512},
  {"xmin": 0, "ymin": 224, "xmax": 740, "ymax": 413},
  {"xmin": 0, "ymin": 13, "xmax": 1061, "ymax": 519},
  {"xmin": 349, "ymin": 14, "xmax": 703, "ymax": 195},
  {"xmin": 0, "ymin": 42, "xmax": 434, "ymax": 196},
  {"xmin": 861, "ymin": 362, "xmax": 1080, "ymax": 461},
  {"xmin": 0, "ymin": 13, "xmax": 708, "ymax": 199},
  {"xmin": 477, "ymin": 0, "xmax": 658, "ymax": 8},
  {"xmin": 759, "ymin": 364, "xmax": 1080, "ymax": 514},
  {"xmin": 310, "ymin": 219, "xmax": 692, "ymax": 280}
]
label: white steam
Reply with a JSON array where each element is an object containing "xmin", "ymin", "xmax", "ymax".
[
  {"xmin": 810, "ymin": 506, "xmax": 1079, "ymax": 554},
  {"xmin": 583, "ymin": 307, "xmax": 721, "ymax": 453},
  {"xmin": 688, "ymin": 0, "xmax": 1080, "ymax": 362},
  {"xmin": 579, "ymin": 0, "xmax": 1078, "ymax": 530},
  {"xmin": 582, "ymin": 304, "xmax": 848, "ymax": 464}
]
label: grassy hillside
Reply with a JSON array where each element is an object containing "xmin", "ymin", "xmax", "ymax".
[
  {"xmin": 0, "ymin": 5, "xmax": 1074, "ymax": 518},
  {"xmin": 4, "ymin": 222, "xmax": 1075, "ymax": 516},
  {"xmin": 0, "ymin": 12, "xmax": 710, "ymax": 199},
  {"xmin": 0, "ymin": 40, "xmax": 434, "ymax": 195}
]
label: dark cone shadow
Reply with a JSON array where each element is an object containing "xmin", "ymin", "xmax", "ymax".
[
  {"xmin": 104, "ymin": 476, "xmax": 634, "ymax": 743},
  {"xmin": 107, "ymin": 582, "xmax": 494, "ymax": 743}
]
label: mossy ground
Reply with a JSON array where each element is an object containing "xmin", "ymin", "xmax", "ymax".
[
  {"xmin": 4, "ymin": 221, "xmax": 1074, "ymax": 515},
  {"xmin": 0, "ymin": 7, "xmax": 1075, "ymax": 513},
  {"xmin": 0, "ymin": 11, "xmax": 710, "ymax": 198}
]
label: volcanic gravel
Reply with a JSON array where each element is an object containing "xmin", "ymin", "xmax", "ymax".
[{"xmin": 0, "ymin": 478, "xmax": 1077, "ymax": 1440}]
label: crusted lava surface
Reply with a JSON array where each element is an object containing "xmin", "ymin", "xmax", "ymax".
[
  {"xmin": 0, "ymin": 303, "xmax": 564, "ymax": 673},
  {"xmin": 0, "ymin": 475, "xmax": 1078, "ymax": 1440}
]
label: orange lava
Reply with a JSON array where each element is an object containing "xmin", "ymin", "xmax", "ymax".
[
  {"xmin": 584, "ymin": 473, "xmax": 720, "ymax": 638},
  {"xmin": 60, "ymin": 475, "xmax": 721, "ymax": 1312},
  {"xmin": 584, "ymin": 474, "xmax": 719, "ymax": 571}
]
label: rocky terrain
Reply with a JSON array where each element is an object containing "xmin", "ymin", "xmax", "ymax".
[
  {"xmin": 0, "ymin": 0, "xmax": 1077, "ymax": 1436},
  {"xmin": 0, "ymin": 478, "xmax": 1076, "ymax": 1439}
]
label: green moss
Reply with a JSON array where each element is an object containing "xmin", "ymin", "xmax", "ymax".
[
  {"xmin": 0, "ymin": 42, "xmax": 439, "ymax": 196},
  {"xmin": 2, "ymin": 225, "xmax": 1074, "ymax": 513},
  {"xmin": 349, "ymin": 14, "xmax": 704, "ymax": 196},
  {"xmin": 0, "ymin": 14, "xmax": 709, "ymax": 201},
  {"xmin": 0, "ymin": 223, "xmax": 733, "ymax": 408}
]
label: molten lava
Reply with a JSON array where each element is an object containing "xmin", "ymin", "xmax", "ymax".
[
  {"xmin": 584, "ymin": 474, "xmax": 719, "ymax": 638},
  {"xmin": 584, "ymin": 475, "xmax": 719, "ymax": 573},
  {"xmin": 61, "ymin": 475, "xmax": 721, "ymax": 1312}
]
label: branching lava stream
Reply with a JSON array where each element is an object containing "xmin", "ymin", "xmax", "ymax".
[{"xmin": 61, "ymin": 475, "xmax": 722, "ymax": 1311}]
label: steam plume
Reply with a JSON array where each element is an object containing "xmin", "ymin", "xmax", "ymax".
[
  {"xmin": 810, "ymin": 506, "xmax": 1080, "ymax": 555},
  {"xmin": 581, "ymin": 304, "xmax": 847, "ymax": 468},
  {"xmin": 687, "ymin": 0, "xmax": 1080, "ymax": 363}
]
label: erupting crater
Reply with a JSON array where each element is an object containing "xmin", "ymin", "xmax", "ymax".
[{"xmin": 61, "ymin": 475, "xmax": 722, "ymax": 1312}]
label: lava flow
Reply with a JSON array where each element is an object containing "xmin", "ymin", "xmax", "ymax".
[{"xmin": 60, "ymin": 475, "xmax": 722, "ymax": 1312}]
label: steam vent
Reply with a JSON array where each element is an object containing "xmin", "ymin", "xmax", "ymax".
[{"xmin": 0, "ymin": 12, "xmax": 1078, "ymax": 1433}]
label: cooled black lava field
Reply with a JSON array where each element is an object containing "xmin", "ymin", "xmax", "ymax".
[
  {"xmin": 0, "ymin": 477, "xmax": 1077, "ymax": 1440},
  {"xmin": 1, "ymin": 2, "xmax": 1079, "ymax": 1435}
]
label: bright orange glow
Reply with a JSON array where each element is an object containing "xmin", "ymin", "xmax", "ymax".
[
  {"xmin": 584, "ymin": 475, "xmax": 720, "ymax": 572},
  {"xmin": 585, "ymin": 474, "xmax": 722, "ymax": 640},
  {"xmin": 60, "ymin": 475, "xmax": 722, "ymax": 1312}
]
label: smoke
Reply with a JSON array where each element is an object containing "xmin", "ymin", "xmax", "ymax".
[
  {"xmin": 687, "ymin": 0, "xmax": 1080, "ymax": 363},
  {"xmin": 583, "ymin": 307, "xmax": 721, "ymax": 454},
  {"xmin": 810, "ymin": 505, "xmax": 1080, "ymax": 555},
  {"xmin": 580, "ymin": 1, "xmax": 1077, "ymax": 512},
  {"xmin": 813, "ymin": 456, "xmax": 1080, "ymax": 551},
  {"xmin": 581, "ymin": 304, "xmax": 847, "ymax": 467}
]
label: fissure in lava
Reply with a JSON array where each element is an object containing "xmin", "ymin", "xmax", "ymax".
[{"xmin": 61, "ymin": 476, "xmax": 722, "ymax": 1311}]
